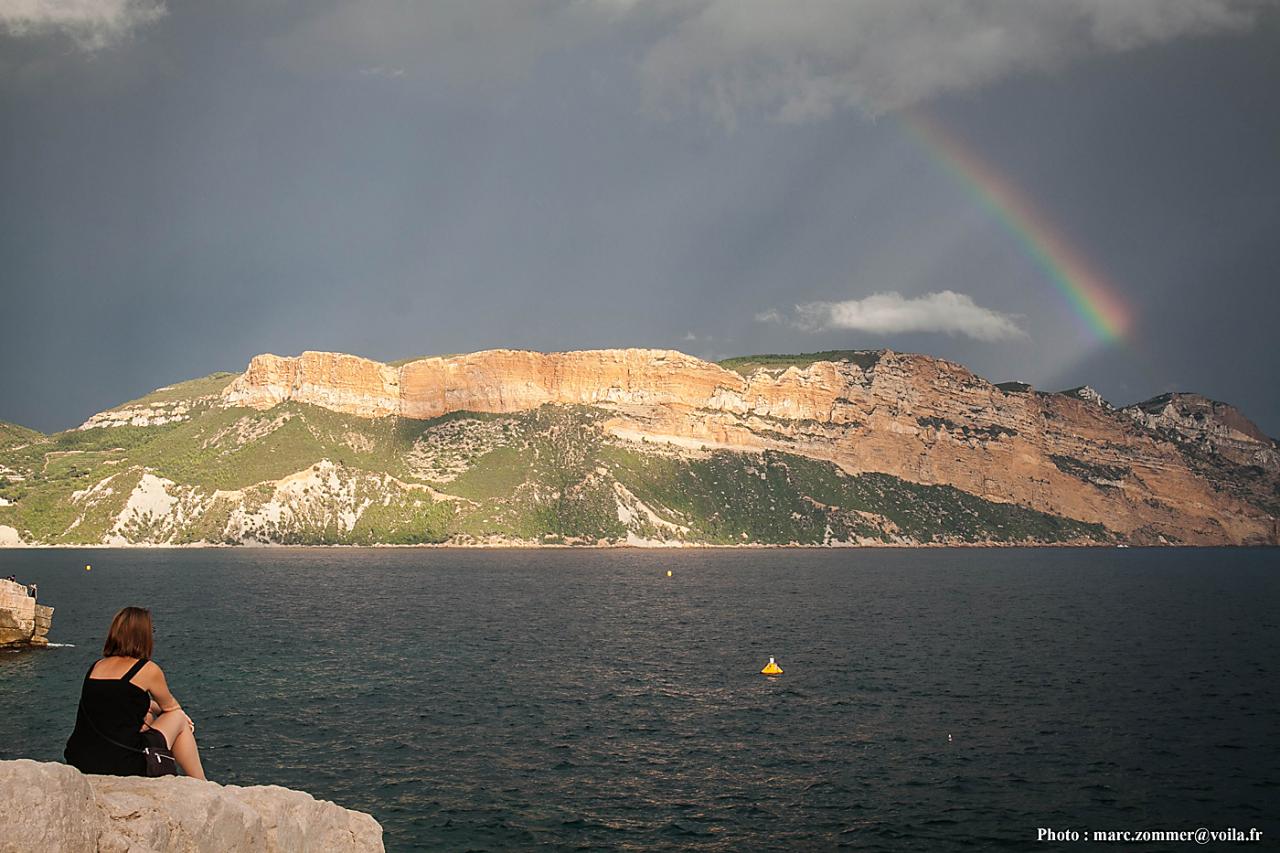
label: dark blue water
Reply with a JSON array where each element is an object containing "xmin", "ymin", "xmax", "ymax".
[{"xmin": 2, "ymin": 548, "xmax": 1277, "ymax": 851}]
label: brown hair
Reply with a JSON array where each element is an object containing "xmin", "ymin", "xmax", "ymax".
[{"xmin": 102, "ymin": 606, "xmax": 154, "ymax": 660}]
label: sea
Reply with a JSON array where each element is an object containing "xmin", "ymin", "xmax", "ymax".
[{"xmin": 1, "ymin": 548, "xmax": 1277, "ymax": 851}]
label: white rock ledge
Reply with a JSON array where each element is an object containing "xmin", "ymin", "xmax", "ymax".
[{"xmin": 0, "ymin": 759, "xmax": 383, "ymax": 852}]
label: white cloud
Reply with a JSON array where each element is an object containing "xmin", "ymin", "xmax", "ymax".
[
  {"xmin": 0, "ymin": 0, "xmax": 165, "ymax": 49},
  {"xmin": 628, "ymin": 0, "xmax": 1262, "ymax": 120},
  {"xmin": 764, "ymin": 290, "xmax": 1025, "ymax": 342}
]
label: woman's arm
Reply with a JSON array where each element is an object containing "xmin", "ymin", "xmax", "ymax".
[{"xmin": 140, "ymin": 662, "xmax": 182, "ymax": 713}]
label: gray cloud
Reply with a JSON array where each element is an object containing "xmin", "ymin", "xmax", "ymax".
[
  {"xmin": 0, "ymin": 0, "xmax": 165, "ymax": 49},
  {"xmin": 765, "ymin": 291, "xmax": 1026, "ymax": 342},
  {"xmin": 267, "ymin": 0, "xmax": 614, "ymax": 86},
  {"xmin": 631, "ymin": 0, "xmax": 1262, "ymax": 120},
  {"xmin": 261, "ymin": 1, "xmax": 1262, "ymax": 119}
]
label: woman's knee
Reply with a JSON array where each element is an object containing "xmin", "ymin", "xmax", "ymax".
[
  {"xmin": 162, "ymin": 708, "xmax": 190, "ymax": 728},
  {"xmin": 150, "ymin": 709, "xmax": 191, "ymax": 747}
]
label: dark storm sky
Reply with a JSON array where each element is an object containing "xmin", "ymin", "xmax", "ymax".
[{"xmin": 2, "ymin": 1, "xmax": 1278, "ymax": 434}]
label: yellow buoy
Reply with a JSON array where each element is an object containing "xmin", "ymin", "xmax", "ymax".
[
  {"xmin": 85, "ymin": 564, "xmax": 91, "ymax": 571},
  {"xmin": 666, "ymin": 570, "xmax": 672, "ymax": 577},
  {"xmin": 761, "ymin": 656, "xmax": 783, "ymax": 675}
]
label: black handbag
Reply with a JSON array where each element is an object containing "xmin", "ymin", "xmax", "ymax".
[
  {"xmin": 78, "ymin": 699, "xmax": 179, "ymax": 777},
  {"xmin": 138, "ymin": 729, "xmax": 180, "ymax": 777}
]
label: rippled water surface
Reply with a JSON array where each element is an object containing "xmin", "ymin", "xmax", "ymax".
[{"xmin": 2, "ymin": 548, "xmax": 1277, "ymax": 850}]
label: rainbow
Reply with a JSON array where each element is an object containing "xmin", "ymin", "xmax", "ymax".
[{"xmin": 903, "ymin": 110, "xmax": 1131, "ymax": 344}]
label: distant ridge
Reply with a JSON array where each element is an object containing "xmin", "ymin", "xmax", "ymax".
[{"xmin": 0, "ymin": 348, "xmax": 1275, "ymax": 547}]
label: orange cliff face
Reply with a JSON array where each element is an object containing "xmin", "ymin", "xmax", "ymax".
[
  {"xmin": 397, "ymin": 349, "xmax": 740, "ymax": 419},
  {"xmin": 219, "ymin": 349, "xmax": 1279, "ymax": 546},
  {"xmin": 222, "ymin": 348, "xmax": 872, "ymax": 421}
]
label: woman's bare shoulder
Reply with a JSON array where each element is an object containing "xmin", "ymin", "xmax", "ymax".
[
  {"xmin": 123, "ymin": 658, "xmax": 164, "ymax": 685},
  {"xmin": 90, "ymin": 656, "xmax": 135, "ymax": 678}
]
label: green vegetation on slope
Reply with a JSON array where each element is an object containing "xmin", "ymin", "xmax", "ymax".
[
  {"xmin": 0, "ymin": 372, "xmax": 244, "ymax": 539},
  {"xmin": 0, "ymin": 421, "xmax": 45, "ymax": 452},
  {"xmin": 603, "ymin": 446, "xmax": 1105, "ymax": 545},
  {"xmin": 132, "ymin": 405, "xmax": 384, "ymax": 490},
  {"xmin": 0, "ymin": 398, "xmax": 1107, "ymax": 546},
  {"xmin": 350, "ymin": 492, "xmax": 456, "ymax": 545},
  {"xmin": 114, "ymin": 372, "xmax": 239, "ymax": 408},
  {"xmin": 0, "ymin": 417, "xmax": 186, "ymax": 543}
]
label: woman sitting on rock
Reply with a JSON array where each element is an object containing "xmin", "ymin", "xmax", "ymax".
[{"xmin": 64, "ymin": 606, "xmax": 206, "ymax": 780}]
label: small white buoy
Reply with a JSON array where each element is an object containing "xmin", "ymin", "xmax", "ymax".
[{"xmin": 948, "ymin": 733, "xmax": 953, "ymax": 742}]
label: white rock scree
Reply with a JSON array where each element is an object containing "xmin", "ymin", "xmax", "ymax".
[{"xmin": 0, "ymin": 759, "xmax": 383, "ymax": 852}]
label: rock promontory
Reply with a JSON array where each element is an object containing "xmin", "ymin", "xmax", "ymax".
[
  {"xmin": 0, "ymin": 759, "xmax": 383, "ymax": 853},
  {"xmin": 0, "ymin": 578, "xmax": 52, "ymax": 648}
]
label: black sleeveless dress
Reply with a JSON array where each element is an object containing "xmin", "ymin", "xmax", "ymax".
[{"xmin": 64, "ymin": 658, "xmax": 161, "ymax": 776}]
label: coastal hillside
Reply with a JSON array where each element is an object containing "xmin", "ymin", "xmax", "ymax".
[{"xmin": 0, "ymin": 349, "xmax": 1275, "ymax": 547}]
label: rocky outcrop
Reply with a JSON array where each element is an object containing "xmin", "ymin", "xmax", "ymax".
[
  {"xmin": 215, "ymin": 349, "xmax": 1279, "ymax": 546},
  {"xmin": 0, "ymin": 578, "xmax": 52, "ymax": 647},
  {"xmin": 1059, "ymin": 385, "xmax": 1112, "ymax": 409},
  {"xmin": 1123, "ymin": 393, "xmax": 1280, "ymax": 471},
  {"xmin": 0, "ymin": 759, "xmax": 383, "ymax": 853},
  {"xmin": 78, "ymin": 401, "xmax": 195, "ymax": 431}
]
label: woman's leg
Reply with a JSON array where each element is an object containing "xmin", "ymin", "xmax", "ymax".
[{"xmin": 148, "ymin": 709, "xmax": 207, "ymax": 781}]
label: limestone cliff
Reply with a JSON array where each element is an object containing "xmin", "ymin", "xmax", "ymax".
[
  {"xmin": 0, "ymin": 759, "xmax": 383, "ymax": 853},
  {"xmin": 215, "ymin": 349, "xmax": 1279, "ymax": 546},
  {"xmin": 5, "ymin": 348, "xmax": 1276, "ymax": 547}
]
